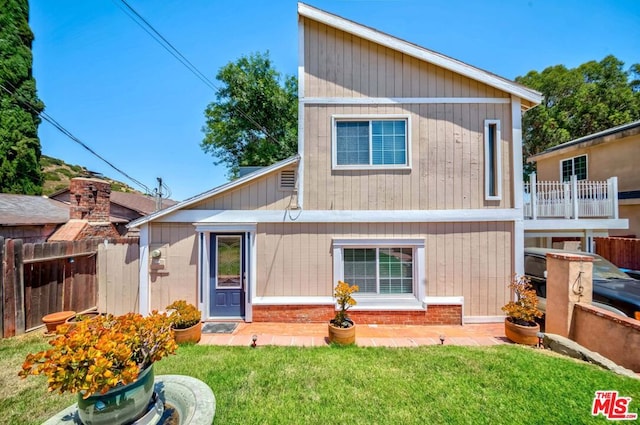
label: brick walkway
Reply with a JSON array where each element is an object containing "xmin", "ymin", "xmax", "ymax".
[{"xmin": 199, "ymin": 322, "xmax": 510, "ymax": 347}]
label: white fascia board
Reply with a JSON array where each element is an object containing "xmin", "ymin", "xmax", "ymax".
[
  {"xmin": 160, "ymin": 208, "xmax": 523, "ymax": 224},
  {"xmin": 302, "ymin": 97, "xmax": 511, "ymax": 104},
  {"xmin": 252, "ymin": 296, "xmax": 334, "ymax": 305},
  {"xmin": 127, "ymin": 155, "xmax": 300, "ymax": 228},
  {"xmin": 523, "ymin": 218, "xmax": 629, "ymax": 231},
  {"xmin": 298, "ymin": 3, "xmax": 542, "ymax": 105},
  {"xmin": 423, "ymin": 296, "xmax": 464, "ymax": 305}
]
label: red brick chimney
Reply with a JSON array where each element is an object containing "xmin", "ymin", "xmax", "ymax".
[{"xmin": 69, "ymin": 178, "xmax": 111, "ymax": 222}]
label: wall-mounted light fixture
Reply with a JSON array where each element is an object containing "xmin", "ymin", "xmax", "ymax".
[{"xmin": 75, "ymin": 193, "xmax": 81, "ymax": 204}]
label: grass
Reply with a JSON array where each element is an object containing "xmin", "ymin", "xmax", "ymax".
[{"xmin": 2, "ymin": 331, "xmax": 639, "ymax": 425}]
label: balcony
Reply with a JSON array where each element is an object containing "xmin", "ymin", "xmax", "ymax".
[{"xmin": 524, "ymin": 174, "xmax": 619, "ymax": 220}]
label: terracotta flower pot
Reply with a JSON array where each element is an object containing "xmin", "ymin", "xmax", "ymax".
[
  {"xmin": 504, "ymin": 318, "xmax": 540, "ymax": 345},
  {"xmin": 173, "ymin": 322, "xmax": 202, "ymax": 344},
  {"xmin": 42, "ymin": 311, "xmax": 76, "ymax": 333},
  {"xmin": 328, "ymin": 320, "xmax": 356, "ymax": 345}
]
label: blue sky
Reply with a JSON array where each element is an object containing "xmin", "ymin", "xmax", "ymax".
[{"xmin": 30, "ymin": 0, "xmax": 640, "ymax": 201}]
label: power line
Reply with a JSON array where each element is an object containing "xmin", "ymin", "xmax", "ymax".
[
  {"xmin": 0, "ymin": 82, "xmax": 153, "ymax": 194},
  {"xmin": 114, "ymin": 0, "xmax": 282, "ymax": 146}
]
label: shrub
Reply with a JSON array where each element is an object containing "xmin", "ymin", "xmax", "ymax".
[
  {"xmin": 166, "ymin": 300, "xmax": 201, "ymax": 329},
  {"xmin": 330, "ymin": 281, "xmax": 359, "ymax": 328},
  {"xmin": 18, "ymin": 312, "xmax": 177, "ymax": 398},
  {"xmin": 502, "ymin": 274, "xmax": 543, "ymax": 326}
]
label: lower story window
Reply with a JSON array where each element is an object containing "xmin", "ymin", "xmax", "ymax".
[{"xmin": 343, "ymin": 247, "xmax": 413, "ymax": 294}]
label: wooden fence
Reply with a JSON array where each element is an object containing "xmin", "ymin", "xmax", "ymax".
[
  {"xmin": 595, "ymin": 237, "xmax": 640, "ymax": 270},
  {"xmin": 1, "ymin": 237, "xmax": 139, "ymax": 338}
]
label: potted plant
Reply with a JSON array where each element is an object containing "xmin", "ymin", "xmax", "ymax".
[
  {"xmin": 328, "ymin": 280, "xmax": 359, "ymax": 345},
  {"xmin": 166, "ymin": 300, "xmax": 202, "ymax": 344},
  {"xmin": 502, "ymin": 274, "xmax": 543, "ymax": 345},
  {"xmin": 19, "ymin": 312, "xmax": 177, "ymax": 425}
]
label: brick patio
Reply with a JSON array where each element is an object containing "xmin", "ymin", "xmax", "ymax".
[{"xmin": 199, "ymin": 322, "xmax": 511, "ymax": 347}]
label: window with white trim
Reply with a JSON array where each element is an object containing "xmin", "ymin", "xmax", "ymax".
[
  {"xmin": 561, "ymin": 155, "xmax": 587, "ymax": 181},
  {"xmin": 484, "ymin": 119, "xmax": 502, "ymax": 200},
  {"xmin": 332, "ymin": 239, "xmax": 425, "ymax": 304},
  {"xmin": 333, "ymin": 117, "xmax": 409, "ymax": 168},
  {"xmin": 343, "ymin": 248, "xmax": 413, "ymax": 294}
]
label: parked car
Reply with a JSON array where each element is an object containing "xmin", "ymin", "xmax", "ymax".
[{"xmin": 524, "ymin": 247, "xmax": 640, "ymax": 320}]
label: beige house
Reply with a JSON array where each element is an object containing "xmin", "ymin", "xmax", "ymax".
[
  {"xmin": 130, "ymin": 3, "xmax": 550, "ymax": 324},
  {"xmin": 528, "ymin": 120, "xmax": 638, "ymax": 241}
]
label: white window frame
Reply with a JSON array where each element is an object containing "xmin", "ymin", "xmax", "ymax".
[
  {"xmin": 484, "ymin": 119, "xmax": 502, "ymax": 201},
  {"xmin": 332, "ymin": 239, "xmax": 425, "ymax": 303},
  {"xmin": 331, "ymin": 114, "xmax": 412, "ymax": 170},
  {"xmin": 559, "ymin": 154, "xmax": 588, "ymax": 182}
]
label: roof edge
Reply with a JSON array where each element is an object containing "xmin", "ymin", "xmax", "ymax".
[
  {"xmin": 298, "ymin": 2, "xmax": 542, "ymax": 106},
  {"xmin": 127, "ymin": 155, "xmax": 300, "ymax": 228},
  {"xmin": 529, "ymin": 119, "xmax": 640, "ymax": 161}
]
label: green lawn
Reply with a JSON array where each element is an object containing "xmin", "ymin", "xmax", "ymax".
[{"xmin": 2, "ymin": 331, "xmax": 639, "ymax": 424}]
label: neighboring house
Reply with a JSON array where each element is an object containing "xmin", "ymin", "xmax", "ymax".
[
  {"xmin": 128, "ymin": 2, "xmax": 551, "ymax": 325},
  {"xmin": 50, "ymin": 181, "xmax": 176, "ymax": 236},
  {"xmin": 0, "ymin": 177, "xmax": 175, "ymax": 242},
  {"xmin": 0, "ymin": 194, "xmax": 69, "ymax": 243},
  {"xmin": 527, "ymin": 120, "xmax": 639, "ymax": 239}
]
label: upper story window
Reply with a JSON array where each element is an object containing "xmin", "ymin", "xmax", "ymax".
[
  {"xmin": 484, "ymin": 119, "xmax": 502, "ymax": 201},
  {"xmin": 561, "ymin": 155, "xmax": 587, "ymax": 181},
  {"xmin": 332, "ymin": 115, "xmax": 410, "ymax": 169}
]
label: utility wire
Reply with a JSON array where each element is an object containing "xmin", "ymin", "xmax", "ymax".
[
  {"xmin": 114, "ymin": 0, "xmax": 281, "ymax": 146},
  {"xmin": 0, "ymin": 82, "xmax": 153, "ymax": 195}
]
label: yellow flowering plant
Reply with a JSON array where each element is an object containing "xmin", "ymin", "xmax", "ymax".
[
  {"xmin": 18, "ymin": 312, "xmax": 177, "ymax": 398},
  {"xmin": 166, "ymin": 300, "xmax": 201, "ymax": 329},
  {"xmin": 501, "ymin": 274, "xmax": 543, "ymax": 326},
  {"xmin": 331, "ymin": 280, "xmax": 359, "ymax": 328}
]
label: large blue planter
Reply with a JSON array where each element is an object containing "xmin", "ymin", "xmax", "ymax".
[{"xmin": 76, "ymin": 365, "xmax": 155, "ymax": 425}]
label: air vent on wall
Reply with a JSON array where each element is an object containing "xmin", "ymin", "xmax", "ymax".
[{"xmin": 279, "ymin": 170, "xmax": 296, "ymax": 190}]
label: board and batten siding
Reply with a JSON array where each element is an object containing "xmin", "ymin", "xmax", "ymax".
[
  {"xmin": 187, "ymin": 167, "xmax": 297, "ymax": 211},
  {"xmin": 256, "ymin": 221, "xmax": 512, "ymax": 317},
  {"xmin": 304, "ymin": 103, "xmax": 513, "ymax": 210},
  {"xmin": 303, "ymin": 18, "xmax": 508, "ymax": 99},
  {"xmin": 148, "ymin": 223, "xmax": 198, "ymax": 311}
]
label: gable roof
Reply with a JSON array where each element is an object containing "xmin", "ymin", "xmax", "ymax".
[
  {"xmin": 298, "ymin": 3, "xmax": 542, "ymax": 109},
  {"xmin": 529, "ymin": 120, "xmax": 640, "ymax": 161},
  {"xmin": 127, "ymin": 155, "xmax": 300, "ymax": 228},
  {"xmin": 0, "ymin": 194, "xmax": 69, "ymax": 225}
]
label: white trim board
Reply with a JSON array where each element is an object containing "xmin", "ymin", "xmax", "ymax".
[
  {"xmin": 298, "ymin": 3, "xmax": 542, "ymax": 105},
  {"xmin": 159, "ymin": 208, "xmax": 524, "ymax": 224},
  {"xmin": 302, "ymin": 97, "xmax": 511, "ymax": 105},
  {"xmin": 523, "ymin": 218, "xmax": 628, "ymax": 231},
  {"xmin": 252, "ymin": 296, "xmax": 334, "ymax": 305},
  {"xmin": 128, "ymin": 155, "xmax": 300, "ymax": 228}
]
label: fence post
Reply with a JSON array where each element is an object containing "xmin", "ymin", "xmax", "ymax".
[
  {"xmin": 530, "ymin": 172, "xmax": 537, "ymax": 220},
  {"xmin": 609, "ymin": 177, "xmax": 619, "ymax": 219},
  {"xmin": 13, "ymin": 239, "xmax": 25, "ymax": 335},
  {"xmin": 571, "ymin": 175, "xmax": 579, "ymax": 219}
]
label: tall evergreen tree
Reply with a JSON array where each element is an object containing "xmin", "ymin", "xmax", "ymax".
[{"xmin": 0, "ymin": 0, "xmax": 44, "ymax": 194}]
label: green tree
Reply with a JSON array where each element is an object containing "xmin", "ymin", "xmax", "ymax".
[
  {"xmin": 0, "ymin": 0, "xmax": 44, "ymax": 194},
  {"xmin": 201, "ymin": 52, "xmax": 297, "ymax": 177},
  {"xmin": 517, "ymin": 56, "xmax": 640, "ymax": 173}
]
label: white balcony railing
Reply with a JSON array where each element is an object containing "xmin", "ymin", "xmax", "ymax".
[{"xmin": 524, "ymin": 173, "xmax": 619, "ymax": 220}]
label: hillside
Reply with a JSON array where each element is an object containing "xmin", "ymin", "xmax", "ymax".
[{"xmin": 41, "ymin": 155, "xmax": 138, "ymax": 196}]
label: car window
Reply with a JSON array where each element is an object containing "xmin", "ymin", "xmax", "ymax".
[
  {"xmin": 525, "ymin": 255, "xmax": 546, "ymax": 278},
  {"xmin": 592, "ymin": 257, "xmax": 632, "ymax": 280}
]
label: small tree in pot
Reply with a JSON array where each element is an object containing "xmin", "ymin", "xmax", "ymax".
[
  {"xmin": 328, "ymin": 280, "xmax": 359, "ymax": 345},
  {"xmin": 502, "ymin": 274, "xmax": 543, "ymax": 345}
]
